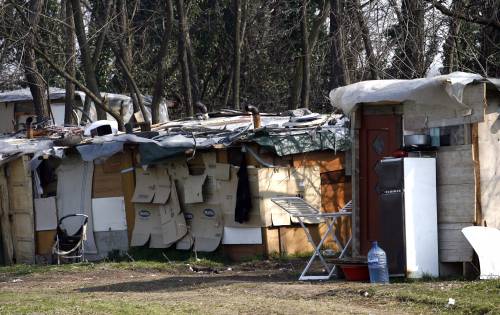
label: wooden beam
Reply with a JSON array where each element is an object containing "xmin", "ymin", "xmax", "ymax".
[{"xmin": 471, "ymin": 123, "xmax": 482, "ymax": 225}]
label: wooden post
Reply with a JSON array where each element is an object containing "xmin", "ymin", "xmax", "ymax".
[
  {"xmin": 120, "ymin": 149, "xmax": 136, "ymax": 245},
  {"xmin": 471, "ymin": 123, "xmax": 482, "ymax": 226}
]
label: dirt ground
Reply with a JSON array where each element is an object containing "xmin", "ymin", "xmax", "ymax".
[{"xmin": 0, "ymin": 261, "xmax": 498, "ymax": 314}]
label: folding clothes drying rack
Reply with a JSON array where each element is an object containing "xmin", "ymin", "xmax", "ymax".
[{"xmin": 271, "ymin": 197, "xmax": 352, "ymax": 281}]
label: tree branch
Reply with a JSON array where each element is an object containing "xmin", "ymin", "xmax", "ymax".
[{"xmin": 426, "ymin": 0, "xmax": 500, "ymax": 30}]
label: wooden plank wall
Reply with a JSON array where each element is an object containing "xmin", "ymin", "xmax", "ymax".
[
  {"xmin": 7, "ymin": 156, "xmax": 35, "ymax": 264},
  {"xmin": 222, "ymin": 148, "xmax": 352, "ymax": 259},
  {"xmin": 436, "ymin": 145, "xmax": 474, "ymax": 262}
]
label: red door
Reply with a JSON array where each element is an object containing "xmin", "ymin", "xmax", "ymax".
[{"xmin": 359, "ymin": 114, "xmax": 401, "ymax": 254}]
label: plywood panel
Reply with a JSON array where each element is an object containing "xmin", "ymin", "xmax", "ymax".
[
  {"xmin": 36, "ymin": 230, "xmax": 56, "ymax": 255},
  {"xmin": 279, "ymin": 226, "xmax": 321, "ymax": 255},
  {"xmin": 292, "ymin": 151, "xmax": 345, "ymax": 173},
  {"xmin": 223, "ymin": 244, "xmax": 265, "ymax": 261},
  {"xmin": 263, "ymin": 227, "xmax": 280, "ymax": 255},
  {"xmin": 438, "ymin": 223, "xmax": 474, "ymax": 262},
  {"xmin": 93, "ymin": 167, "xmax": 123, "ymax": 197}
]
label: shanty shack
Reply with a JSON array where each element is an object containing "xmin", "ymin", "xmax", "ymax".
[
  {"xmin": 0, "ymin": 110, "xmax": 351, "ymax": 265},
  {"xmin": 329, "ymin": 72, "xmax": 500, "ymax": 277},
  {"xmin": 0, "ymin": 87, "xmax": 169, "ymax": 133}
]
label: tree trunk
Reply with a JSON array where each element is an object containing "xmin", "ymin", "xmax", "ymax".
[
  {"xmin": 353, "ymin": 0, "xmax": 378, "ymax": 79},
  {"xmin": 34, "ymin": 46, "xmax": 124, "ymax": 130},
  {"xmin": 23, "ymin": 0, "xmax": 50, "ymax": 124},
  {"xmin": 71, "ymin": 0, "xmax": 106, "ymax": 119},
  {"xmin": 63, "ymin": 0, "xmax": 76, "ymax": 125},
  {"xmin": 112, "ymin": 0, "xmax": 149, "ymax": 123},
  {"xmin": 176, "ymin": 0, "xmax": 194, "ymax": 116},
  {"xmin": 290, "ymin": 59, "xmax": 303, "ymax": 110},
  {"xmin": 289, "ymin": 0, "xmax": 330, "ymax": 109},
  {"xmin": 330, "ymin": 0, "xmax": 347, "ymax": 88},
  {"xmin": 232, "ymin": 0, "xmax": 242, "ymax": 110},
  {"xmin": 151, "ymin": 0, "xmax": 174, "ymax": 123},
  {"xmin": 300, "ymin": 0, "xmax": 310, "ymax": 109},
  {"xmin": 391, "ymin": 0, "xmax": 424, "ymax": 78}
]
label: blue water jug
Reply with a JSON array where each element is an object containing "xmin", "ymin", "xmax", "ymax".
[{"xmin": 367, "ymin": 241, "xmax": 389, "ymax": 284}]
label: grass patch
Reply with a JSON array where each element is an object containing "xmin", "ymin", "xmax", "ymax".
[
  {"xmin": 374, "ymin": 279, "xmax": 500, "ymax": 314},
  {"xmin": 0, "ymin": 291, "xmax": 201, "ymax": 315}
]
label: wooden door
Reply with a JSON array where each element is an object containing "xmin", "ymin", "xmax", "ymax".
[{"xmin": 359, "ymin": 114, "xmax": 401, "ymax": 254}]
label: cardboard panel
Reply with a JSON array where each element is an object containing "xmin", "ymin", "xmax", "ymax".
[
  {"xmin": 249, "ymin": 167, "xmax": 289, "ymax": 227},
  {"xmin": 183, "ymin": 174, "xmax": 207, "ymax": 204},
  {"xmin": 159, "ymin": 183, "xmax": 187, "ymax": 245},
  {"xmin": 92, "ymin": 197, "xmax": 127, "ymax": 232},
  {"xmin": 184, "ymin": 203, "xmax": 223, "ymax": 252},
  {"xmin": 130, "ymin": 204, "xmax": 165, "ymax": 247},
  {"xmin": 153, "ymin": 168, "xmax": 171, "ymax": 204},
  {"xmin": 289, "ymin": 167, "xmax": 322, "ymax": 224},
  {"xmin": 34, "ymin": 197, "xmax": 57, "ymax": 231},
  {"xmin": 222, "ymin": 227, "xmax": 262, "ymax": 245},
  {"xmin": 131, "ymin": 168, "xmax": 156, "ymax": 203}
]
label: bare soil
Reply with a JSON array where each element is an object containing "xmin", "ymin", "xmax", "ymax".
[{"xmin": 0, "ymin": 261, "xmax": 498, "ymax": 314}]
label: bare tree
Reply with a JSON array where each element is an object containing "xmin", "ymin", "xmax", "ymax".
[
  {"xmin": 232, "ymin": 0, "xmax": 242, "ymax": 110},
  {"xmin": 352, "ymin": 0, "xmax": 378, "ymax": 79},
  {"xmin": 63, "ymin": 0, "xmax": 76, "ymax": 125},
  {"xmin": 151, "ymin": 0, "xmax": 174, "ymax": 124},
  {"xmin": 330, "ymin": 0, "xmax": 348, "ymax": 88},
  {"xmin": 71, "ymin": 0, "xmax": 106, "ymax": 119},
  {"xmin": 176, "ymin": 0, "xmax": 194, "ymax": 116},
  {"xmin": 290, "ymin": 0, "xmax": 330, "ymax": 109},
  {"xmin": 22, "ymin": 0, "xmax": 50, "ymax": 123}
]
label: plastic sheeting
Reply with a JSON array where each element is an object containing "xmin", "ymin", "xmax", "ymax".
[
  {"xmin": 56, "ymin": 155, "xmax": 97, "ymax": 253},
  {"xmin": 251, "ymin": 126, "xmax": 350, "ymax": 156},
  {"xmin": 329, "ymin": 72, "xmax": 499, "ymax": 115}
]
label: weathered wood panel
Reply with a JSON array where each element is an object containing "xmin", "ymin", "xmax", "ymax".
[
  {"xmin": 93, "ymin": 154, "xmax": 124, "ymax": 198},
  {"xmin": 436, "ymin": 145, "xmax": 474, "ymax": 185},
  {"xmin": 120, "ymin": 150, "xmax": 136, "ymax": 245},
  {"xmin": 438, "ymin": 223, "xmax": 473, "ymax": 262},
  {"xmin": 403, "ymin": 84, "xmax": 486, "ymax": 130},
  {"xmin": 0, "ymin": 166, "xmax": 14, "ymax": 264},
  {"xmin": 435, "ymin": 145, "xmax": 475, "ymax": 224},
  {"xmin": 478, "ymin": 108, "xmax": 500, "ymax": 228},
  {"xmin": 8, "ymin": 156, "xmax": 35, "ymax": 264},
  {"xmin": 437, "ymin": 184, "xmax": 475, "ymax": 223}
]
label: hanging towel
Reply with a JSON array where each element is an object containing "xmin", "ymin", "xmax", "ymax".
[{"xmin": 235, "ymin": 155, "xmax": 252, "ymax": 223}]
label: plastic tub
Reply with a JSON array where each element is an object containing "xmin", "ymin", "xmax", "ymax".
[{"xmin": 340, "ymin": 264, "xmax": 370, "ymax": 281}]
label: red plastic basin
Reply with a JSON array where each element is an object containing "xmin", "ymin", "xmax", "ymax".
[{"xmin": 340, "ymin": 264, "xmax": 370, "ymax": 281}]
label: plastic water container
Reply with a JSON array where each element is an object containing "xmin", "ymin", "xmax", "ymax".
[{"xmin": 367, "ymin": 241, "xmax": 389, "ymax": 284}]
